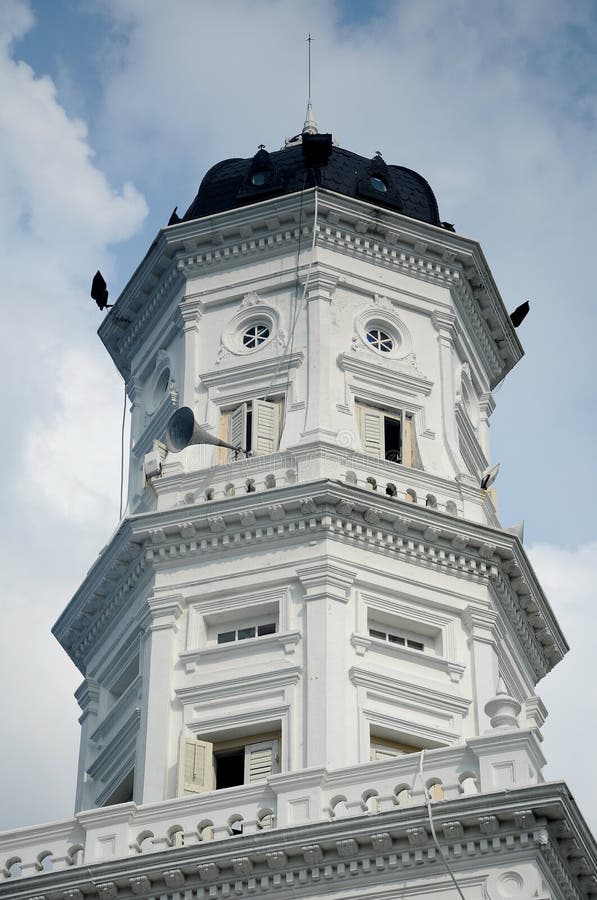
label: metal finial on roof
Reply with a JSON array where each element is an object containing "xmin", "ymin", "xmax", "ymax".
[{"xmin": 302, "ymin": 33, "xmax": 318, "ymax": 135}]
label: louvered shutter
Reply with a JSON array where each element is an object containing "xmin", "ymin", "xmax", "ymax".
[
  {"xmin": 228, "ymin": 403, "xmax": 247, "ymax": 460},
  {"xmin": 252, "ymin": 399, "xmax": 278, "ymax": 456},
  {"xmin": 178, "ymin": 737, "xmax": 214, "ymax": 795},
  {"xmin": 358, "ymin": 405, "xmax": 384, "ymax": 458},
  {"xmin": 244, "ymin": 739, "xmax": 279, "ymax": 783}
]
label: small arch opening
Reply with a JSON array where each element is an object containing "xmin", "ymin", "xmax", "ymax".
[
  {"xmin": 136, "ymin": 830, "xmax": 154, "ymax": 853},
  {"xmin": 426, "ymin": 779, "xmax": 444, "ymax": 801},
  {"xmin": 224, "ymin": 483, "xmax": 235, "ymax": 497},
  {"xmin": 205, "ymin": 488, "xmax": 214, "ymax": 501},
  {"xmin": 197, "ymin": 820, "xmax": 214, "ymax": 842},
  {"xmin": 425, "ymin": 494, "xmax": 437, "ymax": 509},
  {"xmin": 167, "ymin": 825, "xmax": 184, "ymax": 848},
  {"xmin": 405, "ymin": 488, "xmax": 417, "ymax": 504},
  {"xmin": 66, "ymin": 844, "xmax": 84, "ymax": 866},
  {"xmin": 459, "ymin": 773, "xmax": 478, "ymax": 795},
  {"xmin": 245, "ymin": 478, "xmax": 256, "ymax": 493},
  {"xmin": 394, "ymin": 784, "xmax": 412, "ymax": 807},
  {"xmin": 329, "ymin": 794, "xmax": 348, "ymax": 817},
  {"xmin": 265, "ymin": 474, "xmax": 276, "ymax": 489},
  {"xmin": 362, "ymin": 789, "xmax": 379, "ymax": 814},
  {"xmin": 366, "ymin": 477, "xmax": 377, "ymax": 491},
  {"xmin": 257, "ymin": 808, "xmax": 275, "ymax": 830},
  {"xmin": 345, "ymin": 470, "xmax": 357, "ymax": 485},
  {"xmin": 228, "ymin": 815, "xmax": 244, "ymax": 835},
  {"xmin": 6, "ymin": 859, "xmax": 22, "ymax": 879},
  {"xmin": 446, "ymin": 500, "xmax": 457, "ymax": 516},
  {"xmin": 37, "ymin": 852, "xmax": 54, "ymax": 872},
  {"xmin": 385, "ymin": 482, "xmax": 397, "ymax": 497}
]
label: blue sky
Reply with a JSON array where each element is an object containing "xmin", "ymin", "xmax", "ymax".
[{"xmin": 1, "ymin": 0, "xmax": 596, "ymax": 835}]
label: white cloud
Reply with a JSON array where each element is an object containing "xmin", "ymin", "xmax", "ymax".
[
  {"xmin": 0, "ymin": 1, "xmax": 146, "ymax": 829},
  {"xmin": 529, "ymin": 541, "xmax": 597, "ymax": 832}
]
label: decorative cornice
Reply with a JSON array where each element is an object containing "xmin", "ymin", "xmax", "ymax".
[
  {"xmin": 53, "ymin": 480, "xmax": 567, "ymax": 679},
  {"xmin": 99, "ymin": 191, "xmax": 522, "ymax": 386},
  {"xmin": 2, "ymin": 785, "xmax": 595, "ymax": 900}
]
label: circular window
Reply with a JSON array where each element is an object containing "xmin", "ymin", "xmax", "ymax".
[
  {"xmin": 366, "ymin": 328, "xmax": 394, "ymax": 353},
  {"xmin": 251, "ymin": 172, "xmax": 270, "ymax": 186},
  {"xmin": 370, "ymin": 175, "xmax": 388, "ymax": 193},
  {"xmin": 242, "ymin": 323, "xmax": 271, "ymax": 349}
]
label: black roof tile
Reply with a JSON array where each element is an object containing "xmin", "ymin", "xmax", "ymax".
[{"xmin": 182, "ymin": 144, "xmax": 442, "ymax": 227}]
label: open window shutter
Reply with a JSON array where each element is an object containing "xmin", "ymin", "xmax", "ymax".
[
  {"xmin": 252, "ymin": 399, "xmax": 278, "ymax": 456},
  {"xmin": 178, "ymin": 737, "xmax": 214, "ymax": 795},
  {"xmin": 228, "ymin": 403, "xmax": 247, "ymax": 460},
  {"xmin": 244, "ymin": 739, "xmax": 279, "ymax": 783},
  {"xmin": 358, "ymin": 405, "xmax": 384, "ymax": 458}
]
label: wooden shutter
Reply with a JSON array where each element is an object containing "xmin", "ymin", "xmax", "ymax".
[
  {"xmin": 357, "ymin": 404, "xmax": 384, "ymax": 458},
  {"xmin": 178, "ymin": 737, "xmax": 214, "ymax": 795},
  {"xmin": 244, "ymin": 739, "xmax": 279, "ymax": 783},
  {"xmin": 228, "ymin": 403, "xmax": 247, "ymax": 461},
  {"xmin": 252, "ymin": 399, "xmax": 278, "ymax": 456}
]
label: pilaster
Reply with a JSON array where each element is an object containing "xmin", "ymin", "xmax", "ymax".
[
  {"xmin": 301, "ymin": 269, "xmax": 340, "ymax": 442},
  {"xmin": 296, "ymin": 562, "xmax": 356, "ymax": 769},
  {"xmin": 431, "ymin": 309, "xmax": 465, "ymax": 477},
  {"xmin": 74, "ymin": 678, "xmax": 100, "ymax": 813},
  {"xmin": 462, "ymin": 605, "xmax": 499, "ymax": 733},
  {"xmin": 135, "ymin": 594, "xmax": 183, "ymax": 804}
]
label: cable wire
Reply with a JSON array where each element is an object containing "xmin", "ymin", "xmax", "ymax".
[
  {"xmin": 418, "ymin": 750, "xmax": 467, "ymax": 900},
  {"xmin": 119, "ymin": 382, "xmax": 127, "ymax": 520}
]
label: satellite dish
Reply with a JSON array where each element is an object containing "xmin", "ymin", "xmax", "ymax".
[{"xmin": 165, "ymin": 407, "xmax": 241, "ymax": 454}]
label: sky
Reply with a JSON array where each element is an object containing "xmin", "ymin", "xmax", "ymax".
[{"xmin": 0, "ymin": 0, "xmax": 596, "ymax": 837}]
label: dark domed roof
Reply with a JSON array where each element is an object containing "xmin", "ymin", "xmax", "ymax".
[{"xmin": 182, "ymin": 143, "xmax": 442, "ymax": 227}]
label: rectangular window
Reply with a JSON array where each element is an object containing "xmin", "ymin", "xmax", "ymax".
[
  {"xmin": 370, "ymin": 736, "xmax": 422, "ymax": 761},
  {"xmin": 216, "ymin": 622, "xmax": 277, "ymax": 645},
  {"xmin": 368, "ymin": 626, "xmax": 424, "ymax": 652},
  {"xmin": 179, "ymin": 734, "xmax": 280, "ymax": 796},
  {"xmin": 356, "ymin": 402, "xmax": 419, "ymax": 466},
  {"xmin": 220, "ymin": 397, "xmax": 284, "ymax": 461}
]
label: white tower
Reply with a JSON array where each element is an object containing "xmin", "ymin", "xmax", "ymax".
[{"xmin": 2, "ymin": 129, "xmax": 596, "ymax": 900}]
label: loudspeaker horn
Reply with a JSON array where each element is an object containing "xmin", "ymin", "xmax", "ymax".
[{"xmin": 166, "ymin": 407, "xmax": 241, "ymax": 454}]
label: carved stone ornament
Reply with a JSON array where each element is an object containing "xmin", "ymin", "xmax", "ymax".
[
  {"xmin": 302, "ymin": 845, "xmax": 324, "ymax": 865},
  {"xmin": 198, "ymin": 863, "xmax": 219, "ymax": 881},
  {"xmin": 231, "ymin": 856, "xmax": 253, "ymax": 876},
  {"xmin": 336, "ymin": 838, "xmax": 358, "ymax": 858},
  {"xmin": 372, "ymin": 293, "xmax": 394, "ymax": 311},
  {"xmin": 96, "ymin": 884, "xmax": 118, "ymax": 899},
  {"xmin": 371, "ymin": 832, "xmax": 392, "ymax": 851},
  {"xmin": 129, "ymin": 876, "xmax": 151, "ymax": 895},
  {"xmin": 407, "ymin": 826, "xmax": 428, "ymax": 847},
  {"xmin": 163, "ymin": 869, "xmax": 185, "ymax": 888},
  {"xmin": 241, "ymin": 291, "xmax": 261, "ymax": 307},
  {"xmin": 62, "ymin": 892, "xmax": 82, "ymax": 900},
  {"xmin": 266, "ymin": 851, "xmax": 287, "ymax": 870}
]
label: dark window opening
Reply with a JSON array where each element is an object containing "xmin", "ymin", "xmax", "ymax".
[
  {"xmin": 370, "ymin": 175, "xmax": 388, "ymax": 193},
  {"xmin": 384, "ymin": 416, "xmax": 401, "ymax": 462},
  {"xmin": 251, "ymin": 171, "xmax": 270, "ymax": 187},
  {"xmin": 217, "ymin": 630, "xmax": 235, "ymax": 644},
  {"xmin": 246, "ymin": 408, "xmax": 253, "ymax": 453},
  {"xmin": 215, "ymin": 748, "xmax": 245, "ymax": 789},
  {"xmin": 388, "ymin": 633, "xmax": 406, "ymax": 646},
  {"xmin": 238, "ymin": 626, "xmax": 256, "ymax": 640},
  {"xmin": 104, "ymin": 769, "xmax": 134, "ymax": 806},
  {"xmin": 258, "ymin": 622, "xmax": 276, "ymax": 636}
]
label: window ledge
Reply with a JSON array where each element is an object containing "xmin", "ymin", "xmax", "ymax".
[
  {"xmin": 180, "ymin": 631, "xmax": 301, "ymax": 672},
  {"xmin": 351, "ymin": 633, "xmax": 465, "ymax": 683}
]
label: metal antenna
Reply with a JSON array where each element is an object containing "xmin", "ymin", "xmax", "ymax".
[
  {"xmin": 303, "ymin": 33, "xmax": 318, "ymax": 135},
  {"xmin": 307, "ymin": 33, "xmax": 312, "ymax": 103}
]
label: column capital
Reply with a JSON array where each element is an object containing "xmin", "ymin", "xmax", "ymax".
[
  {"xmin": 136, "ymin": 594, "xmax": 184, "ymax": 633},
  {"xmin": 177, "ymin": 298, "xmax": 205, "ymax": 331},
  {"xmin": 296, "ymin": 562, "xmax": 356, "ymax": 603},
  {"xmin": 431, "ymin": 309, "xmax": 457, "ymax": 335},
  {"xmin": 462, "ymin": 604, "xmax": 498, "ymax": 640},
  {"xmin": 304, "ymin": 270, "xmax": 343, "ymax": 302}
]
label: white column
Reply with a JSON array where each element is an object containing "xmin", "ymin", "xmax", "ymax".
[
  {"xmin": 463, "ymin": 605, "xmax": 500, "ymax": 734},
  {"xmin": 301, "ymin": 271, "xmax": 340, "ymax": 443},
  {"xmin": 478, "ymin": 391, "xmax": 496, "ymax": 461},
  {"xmin": 431, "ymin": 310, "xmax": 465, "ymax": 477},
  {"xmin": 135, "ymin": 594, "xmax": 183, "ymax": 804},
  {"xmin": 297, "ymin": 562, "xmax": 356, "ymax": 769},
  {"xmin": 125, "ymin": 376, "xmax": 144, "ymax": 508},
  {"xmin": 74, "ymin": 678, "xmax": 100, "ymax": 812}
]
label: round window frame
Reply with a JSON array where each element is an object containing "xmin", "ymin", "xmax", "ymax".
[
  {"xmin": 221, "ymin": 305, "xmax": 280, "ymax": 357},
  {"xmin": 365, "ymin": 326, "xmax": 394, "ymax": 353},
  {"xmin": 354, "ymin": 307, "xmax": 411, "ymax": 360},
  {"xmin": 241, "ymin": 321, "xmax": 272, "ymax": 350}
]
